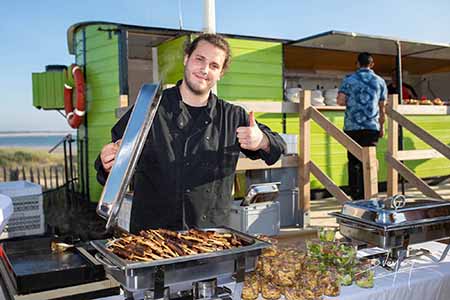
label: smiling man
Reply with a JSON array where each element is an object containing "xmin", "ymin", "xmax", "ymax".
[{"xmin": 95, "ymin": 34, "xmax": 286, "ymax": 233}]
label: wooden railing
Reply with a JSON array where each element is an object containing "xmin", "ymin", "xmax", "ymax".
[
  {"xmin": 299, "ymin": 91, "xmax": 378, "ymax": 212},
  {"xmin": 386, "ymin": 95, "xmax": 450, "ymax": 199}
]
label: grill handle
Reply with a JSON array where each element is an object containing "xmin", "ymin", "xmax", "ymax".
[{"xmin": 95, "ymin": 252, "xmax": 120, "ymax": 270}]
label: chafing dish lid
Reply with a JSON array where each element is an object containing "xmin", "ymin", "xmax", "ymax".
[
  {"xmin": 96, "ymin": 83, "xmax": 162, "ymax": 230},
  {"xmin": 241, "ymin": 182, "xmax": 280, "ymax": 206},
  {"xmin": 339, "ymin": 195, "xmax": 450, "ymax": 226}
]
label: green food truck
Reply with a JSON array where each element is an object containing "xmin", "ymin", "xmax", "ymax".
[{"xmin": 32, "ymin": 22, "xmax": 450, "ymax": 227}]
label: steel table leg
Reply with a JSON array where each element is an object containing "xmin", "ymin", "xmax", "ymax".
[{"xmin": 232, "ymin": 256, "xmax": 245, "ymax": 300}]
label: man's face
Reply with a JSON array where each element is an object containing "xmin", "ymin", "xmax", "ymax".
[{"xmin": 183, "ymin": 40, "xmax": 226, "ymax": 96}]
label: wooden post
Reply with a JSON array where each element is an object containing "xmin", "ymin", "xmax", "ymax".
[
  {"xmin": 22, "ymin": 166, "xmax": 26, "ymax": 180},
  {"xmin": 43, "ymin": 168, "xmax": 48, "ymax": 190},
  {"xmin": 362, "ymin": 146, "xmax": 378, "ymax": 199},
  {"xmin": 10, "ymin": 168, "xmax": 19, "ymax": 181},
  {"xmin": 49, "ymin": 167, "xmax": 54, "ymax": 189},
  {"xmin": 387, "ymin": 95, "xmax": 399, "ymax": 196},
  {"xmin": 30, "ymin": 168, "xmax": 34, "ymax": 183},
  {"xmin": 37, "ymin": 168, "xmax": 41, "ymax": 187},
  {"xmin": 2, "ymin": 167, "xmax": 6, "ymax": 182},
  {"xmin": 55, "ymin": 166, "xmax": 59, "ymax": 188},
  {"xmin": 299, "ymin": 90, "xmax": 311, "ymax": 227}
]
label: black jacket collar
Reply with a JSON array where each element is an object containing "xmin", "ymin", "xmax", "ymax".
[{"xmin": 167, "ymin": 80, "xmax": 218, "ymax": 131}]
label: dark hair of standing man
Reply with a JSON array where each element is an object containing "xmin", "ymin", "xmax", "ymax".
[
  {"xmin": 184, "ymin": 33, "xmax": 232, "ymax": 71},
  {"xmin": 357, "ymin": 52, "xmax": 374, "ymax": 67}
]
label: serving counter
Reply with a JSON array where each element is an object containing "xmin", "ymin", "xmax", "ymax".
[{"xmin": 94, "ymin": 241, "xmax": 450, "ymax": 300}]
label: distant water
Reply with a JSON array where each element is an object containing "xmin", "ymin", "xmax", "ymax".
[{"xmin": 0, "ymin": 133, "xmax": 77, "ymax": 150}]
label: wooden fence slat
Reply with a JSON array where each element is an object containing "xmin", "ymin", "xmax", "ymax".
[
  {"xmin": 11, "ymin": 168, "xmax": 19, "ymax": 181},
  {"xmin": 55, "ymin": 166, "xmax": 59, "ymax": 188},
  {"xmin": 37, "ymin": 168, "xmax": 41, "ymax": 186},
  {"xmin": 310, "ymin": 107, "xmax": 363, "ymax": 161},
  {"xmin": 362, "ymin": 147, "xmax": 379, "ymax": 199},
  {"xmin": 43, "ymin": 168, "xmax": 48, "ymax": 190},
  {"xmin": 49, "ymin": 167, "xmax": 53, "ymax": 189},
  {"xmin": 30, "ymin": 168, "xmax": 34, "ymax": 182},
  {"xmin": 397, "ymin": 149, "xmax": 445, "ymax": 161},
  {"xmin": 310, "ymin": 161, "xmax": 350, "ymax": 204},
  {"xmin": 299, "ymin": 90, "xmax": 311, "ymax": 220},
  {"xmin": 2, "ymin": 167, "xmax": 6, "ymax": 182},
  {"xmin": 21, "ymin": 166, "xmax": 26, "ymax": 180},
  {"xmin": 386, "ymin": 155, "xmax": 442, "ymax": 199},
  {"xmin": 386, "ymin": 106, "xmax": 450, "ymax": 159},
  {"xmin": 387, "ymin": 96, "xmax": 399, "ymax": 197}
]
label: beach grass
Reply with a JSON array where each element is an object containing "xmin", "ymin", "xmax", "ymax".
[{"xmin": 0, "ymin": 147, "xmax": 66, "ymax": 168}]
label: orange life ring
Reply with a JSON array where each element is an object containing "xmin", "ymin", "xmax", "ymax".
[{"xmin": 64, "ymin": 64, "xmax": 86, "ymax": 129}]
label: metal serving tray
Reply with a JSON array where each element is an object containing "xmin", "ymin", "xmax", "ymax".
[
  {"xmin": 96, "ymin": 83, "xmax": 162, "ymax": 230},
  {"xmin": 331, "ymin": 196, "xmax": 450, "ymax": 249},
  {"xmin": 90, "ymin": 227, "xmax": 269, "ymax": 292}
]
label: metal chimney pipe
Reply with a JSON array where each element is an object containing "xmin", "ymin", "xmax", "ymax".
[{"xmin": 203, "ymin": 0, "xmax": 216, "ymax": 33}]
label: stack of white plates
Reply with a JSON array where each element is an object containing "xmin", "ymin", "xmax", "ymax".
[
  {"xmin": 286, "ymin": 88, "xmax": 302, "ymax": 102},
  {"xmin": 311, "ymin": 89, "xmax": 325, "ymax": 106},
  {"xmin": 324, "ymin": 88, "xmax": 338, "ymax": 106}
]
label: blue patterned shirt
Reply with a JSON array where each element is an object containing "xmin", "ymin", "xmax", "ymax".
[{"xmin": 339, "ymin": 68, "xmax": 387, "ymax": 131}]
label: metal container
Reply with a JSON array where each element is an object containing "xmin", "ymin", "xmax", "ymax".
[
  {"xmin": 331, "ymin": 195, "xmax": 450, "ymax": 249},
  {"xmin": 241, "ymin": 182, "xmax": 280, "ymax": 206},
  {"xmin": 91, "ymin": 227, "xmax": 269, "ymax": 295}
]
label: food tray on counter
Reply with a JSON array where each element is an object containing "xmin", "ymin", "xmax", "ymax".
[
  {"xmin": 91, "ymin": 227, "xmax": 269, "ymax": 291},
  {"xmin": 331, "ymin": 196, "xmax": 450, "ymax": 249}
]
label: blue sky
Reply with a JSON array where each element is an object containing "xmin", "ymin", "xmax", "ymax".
[{"xmin": 1, "ymin": 0, "xmax": 450, "ymax": 132}]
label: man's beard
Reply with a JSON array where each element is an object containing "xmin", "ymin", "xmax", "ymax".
[{"xmin": 184, "ymin": 69, "xmax": 211, "ymax": 96}]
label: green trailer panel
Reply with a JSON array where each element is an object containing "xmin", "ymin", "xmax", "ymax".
[
  {"xmin": 219, "ymin": 38, "xmax": 283, "ymax": 101},
  {"xmin": 74, "ymin": 24, "xmax": 120, "ymax": 202},
  {"xmin": 31, "ymin": 70, "xmax": 65, "ymax": 110},
  {"xmin": 157, "ymin": 35, "xmax": 187, "ymax": 86}
]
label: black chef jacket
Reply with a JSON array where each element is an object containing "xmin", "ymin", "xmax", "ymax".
[{"xmin": 95, "ymin": 81, "xmax": 286, "ymax": 233}]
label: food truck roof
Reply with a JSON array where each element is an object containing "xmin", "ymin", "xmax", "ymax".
[
  {"xmin": 67, "ymin": 21, "xmax": 289, "ymax": 55},
  {"xmin": 290, "ymin": 30, "xmax": 450, "ymax": 59},
  {"xmin": 286, "ymin": 30, "xmax": 450, "ymax": 75}
]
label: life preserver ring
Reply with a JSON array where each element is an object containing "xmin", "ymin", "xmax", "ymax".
[{"xmin": 64, "ymin": 64, "xmax": 86, "ymax": 129}]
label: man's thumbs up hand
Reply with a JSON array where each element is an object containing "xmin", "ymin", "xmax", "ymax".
[
  {"xmin": 236, "ymin": 111, "xmax": 270, "ymax": 152},
  {"xmin": 248, "ymin": 111, "xmax": 256, "ymax": 127}
]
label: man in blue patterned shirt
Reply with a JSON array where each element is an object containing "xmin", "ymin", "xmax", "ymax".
[{"xmin": 337, "ymin": 52, "xmax": 387, "ymax": 200}]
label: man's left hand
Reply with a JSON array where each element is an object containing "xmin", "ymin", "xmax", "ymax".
[{"xmin": 236, "ymin": 111, "xmax": 270, "ymax": 152}]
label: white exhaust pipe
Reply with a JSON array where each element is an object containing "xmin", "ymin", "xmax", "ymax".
[{"xmin": 203, "ymin": 0, "xmax": 216, "ymax": 33}]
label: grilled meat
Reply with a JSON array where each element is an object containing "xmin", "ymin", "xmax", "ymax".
[{"xmin": 106, "ymin": 228, "xmax": 247, "ymax": 262}]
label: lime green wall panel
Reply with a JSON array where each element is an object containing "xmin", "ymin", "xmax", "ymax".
[
  {"xmin": 219, "ymin": 38, "xmax": 282, "ymax": 101},
  {"xmin": 158, "ymin": 36, "xmax": 187, "ymax": 85},
  {"xmin": 74, "ymin": 24, "xmax": 120, "ymax": 202},
  {"xmin": 157, "ymin": 35, "xmax": 283, "ymax": 102},
  {"xmin": 31, "ymin": 70, "xmax": 65, "ymax": 110},
  {"xmin": 286, "ymin": 111, "xmax": 450, "ymax": 189}
]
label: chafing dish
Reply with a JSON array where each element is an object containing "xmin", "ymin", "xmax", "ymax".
[
  {"xmin": 91, "ymin": 227, "xmax": 269, "ymax": 300},
  {"xmin": 331, "ymin": 195, "xmax": 450, "ymax": 270}
]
